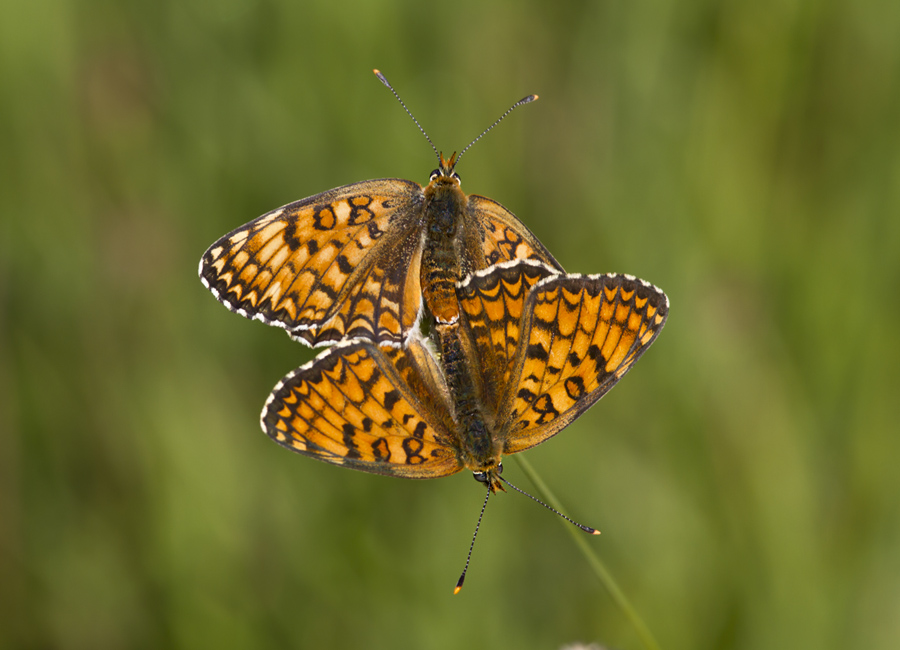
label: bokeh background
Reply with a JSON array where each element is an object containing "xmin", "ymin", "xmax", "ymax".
[{"xmin": 3, "ymin": 0, "xmax": 899, "ymax": 648}]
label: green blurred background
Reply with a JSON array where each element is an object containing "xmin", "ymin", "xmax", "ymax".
[{"xmin": 3, "ymin": 0, "xmax": 899, "ymax": 648}]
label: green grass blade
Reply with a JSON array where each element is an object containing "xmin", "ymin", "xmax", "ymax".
[{"xmin": 513, "ymin": 455, "xmax": 662, "ymax": 650}]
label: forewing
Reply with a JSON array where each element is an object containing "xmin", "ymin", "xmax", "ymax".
[
  {"xmin": 498, "ymin": 273, "xmax": 669, "ymax": 454},
  {"xmin": 200, "ymin": 179, "xmax": 425, "ymax": 347},
  {"xmin": 455, "ymin": 260, "xmax": 560, "ymax": 422},
  {"xmin": 467, "ymin": 194, "xmax": 564, "ymax": 271},
  {"xmin": 261, "ymin": 339, "xmax": 462, "ymax": 478}
]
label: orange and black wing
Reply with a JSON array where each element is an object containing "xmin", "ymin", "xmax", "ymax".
[
  {"xmin": 200, "ymin": 179, "xmax": 426, "ymax": 347},
  {"xmin": 467, "ymin": 194, "xmax": 563, "ymax": 271},
  {"xmin": 260, "ymin": 338, "xmax": 463, "ymax": 478},
  {"xmin": 461, "ymin": 264, "xmax": 668, "ymax": 454},
  {"xmin": 455, "ymin": 259, "xmax": 560, "ymax": 422}
]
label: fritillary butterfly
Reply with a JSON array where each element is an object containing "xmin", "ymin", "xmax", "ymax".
[{"xmin": 199, "ymin": 73, "xmax": 560, "ymax": 347}]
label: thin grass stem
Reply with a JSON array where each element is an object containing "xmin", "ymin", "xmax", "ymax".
[{"xmin": 513, "ymin": 455, "xmax": 662, "ymax": 650}]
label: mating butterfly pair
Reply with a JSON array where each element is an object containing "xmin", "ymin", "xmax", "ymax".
[
  {"xmin": 199, "ymin": 72, "xmax": 668, "ymax": 540},
  {"xmin": 200, "ymin": 163, "xmax": 667, "ymax": 490}
]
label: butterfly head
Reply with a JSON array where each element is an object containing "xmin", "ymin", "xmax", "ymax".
[
  {"xmin": 430, "ymin": 152, "xmax": 462, "ymax": 186},
  {"xmin": 472, "ymin": 462, "xmax": 506, "ymax": 493}
]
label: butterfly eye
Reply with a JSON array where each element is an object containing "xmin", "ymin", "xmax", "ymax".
[
  {"xmin": 495, "ymin": 462, "xmax": 503, "ymax": 475},
  {"xmin": 472, "ymin": 471, "xmax": 489, "ymax": 484},
  {"xmin": 451, "ymin": 172, "xmax": 461, "ymax": 183},
  {"xmin": 429, "ymin": 169, "xmax": 442, "ymax": 181}
]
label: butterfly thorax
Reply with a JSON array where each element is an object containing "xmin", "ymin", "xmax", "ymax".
[{"xmin": 420, "ymin": 170, "xmax": 471, "ymax": 324}]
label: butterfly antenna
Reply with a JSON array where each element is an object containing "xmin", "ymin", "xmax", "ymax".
[
  {"xmin": 454, "ymin": 487, "xmax": 492, "ymax": 594},
  {"xmin": 373, "ymin": 69, "xmax": 441, "ymax": 164},
  {"xmin": 498, "ymin": 475, "xmax": 600, "ymax": 535},
  {"xmin": 453, "ymin": 93, "xmax": 539, "ymax": 169}
]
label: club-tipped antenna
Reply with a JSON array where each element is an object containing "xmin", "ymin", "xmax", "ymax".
[
  {"xmin": 454, "ymin": 487, "xmax": 492, "ymax": 594},
  {"xmin": 498, "ymin": 475, "xmax": 600, "ymax": 535},
  {"xmin": 374, "ymin": 69, "xmax": 441, "ymax": 164},
  {"xmin": 454, "ymin": 93, "xmax": 539, "ymax": 169}
]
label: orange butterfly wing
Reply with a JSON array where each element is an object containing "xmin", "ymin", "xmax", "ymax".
[
  {"xmin": 454, "ymin": 260, "xmax": 560, "ymax": 425},
  {"xmin": 261, "ymin": 337, "xmax": 464, "ymax": 478},
  {"xmin": 200, "ymin": 179, "xmax": 426, "ymax": 347},
  {"xmin": 468, "ymin": 194, "xmax": 562, "ymax": 271},
  {"xmin": 457, "ymin": 262, "xmax": 668, "ymax": 455}
]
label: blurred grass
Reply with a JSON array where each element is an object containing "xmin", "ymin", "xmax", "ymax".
[{"xmin": 2, "ymin": 0, "xmax": 899, "ymax": 648}]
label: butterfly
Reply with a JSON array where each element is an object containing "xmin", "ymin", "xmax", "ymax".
[
  {"xmin": 199, "ymin": 79, "xmax": 560, "ymax": 348},
  {"xmin": 261, "ymin": 259, "xmax": 669, "ymax": 491}
]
